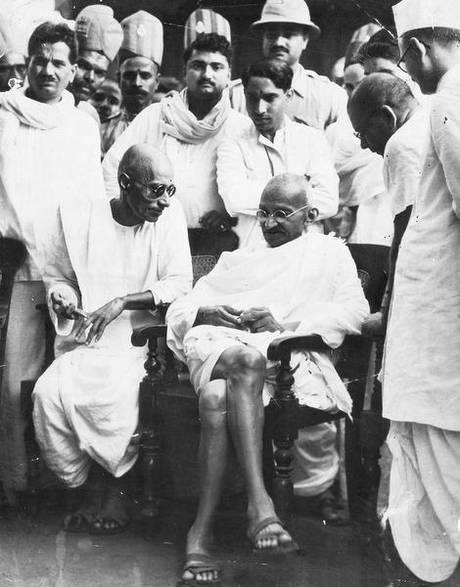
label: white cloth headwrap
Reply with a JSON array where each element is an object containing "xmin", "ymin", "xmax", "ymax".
[{"xmin": 160, "ymin": 88, "xmax": 231, "ymax": 144}]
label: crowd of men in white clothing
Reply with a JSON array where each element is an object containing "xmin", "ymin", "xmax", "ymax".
[{"xmin": 0, "ymin": 0, "xmax": 459, "ymax": 585}]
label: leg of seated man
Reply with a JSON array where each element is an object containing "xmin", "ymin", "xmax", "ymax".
[
  {"xmin": 182, "ymin": 380, "xmax": 229, "ymax": 584},
  {"xmin": 212, "ymin": 346, "xmax": 294, "ymax": 551}
]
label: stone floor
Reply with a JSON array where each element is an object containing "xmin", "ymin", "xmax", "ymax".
[{"xmin": 3, "ymin": 492, "xmax": 458, "ymax": 587}]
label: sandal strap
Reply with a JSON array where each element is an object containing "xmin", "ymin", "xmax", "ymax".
[{"xmin": 247, "ymin": 515, "xmax": 282, "ymax": 542}]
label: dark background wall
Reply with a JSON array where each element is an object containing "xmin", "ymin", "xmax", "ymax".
[{"xmin": 71, "ymin": 0, "xmax": 395, "ymax": 79}]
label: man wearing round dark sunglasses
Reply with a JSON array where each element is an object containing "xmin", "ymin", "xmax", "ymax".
[{"xmin": 34, "ymin": 144, "xmax": 192, "ymax": 537}]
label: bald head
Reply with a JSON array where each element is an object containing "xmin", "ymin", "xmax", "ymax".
[
  {"xmin": 259, "ymin": 173, "xmax": 317, "ymax": 248},
  {"xmin": 348, "ymin": 72, "xmax": 415, "ymax": 123},
  {"xmin": 261, "ymin": 173, "xmax": 311, "ymax": 210},
  {"xmin": 348, "ymin": 73, "xmax": 417, "ymax": 155},
  {"xmin": 118, "ymin": 144, "xmax": 173, "ymax": 186}
]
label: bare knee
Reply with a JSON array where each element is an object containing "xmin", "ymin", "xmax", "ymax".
[
  {"xmin": 227, "ymin": 346, "xmax": 265, "ymax": 378},
  {"xmin": 199, "ymin": 382, "xmax": 227, "ymax": 413}
]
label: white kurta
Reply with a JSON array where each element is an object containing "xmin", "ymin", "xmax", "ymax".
[
  {"xmin": 102, "ymin": 94, "xmax": 251, "ymax": 228},
  {"xmin": 32, "ymin": 197, "xmax": 192, "ymax": 487},
  {"xmin": 326, "ymin": 116, "xmax": 394, "ymax": 246},
  {"xmin": 230, "ymin": 65, "xmax": 348, "ymax": 130},
  {"xmin": 383, "ymin": 66, "xmax": 460, "ymax": 431},
  {"xmin": 217, "ymin": 116, "xmax": 339, "ymax": 247},
  {"xmin": 383, "ymin": 106, "xmax": 428, "ymax": 217},
  {"xmin": 0, "ymin": 88, "xmax": 105, "ymax": 492},
  {"xmin": 382, "ymin": 66, "xmax": 460, "ymax": 584},
  {"xmin": 167, "ymin": 233, "xmax": 369, "ymax": 412}
]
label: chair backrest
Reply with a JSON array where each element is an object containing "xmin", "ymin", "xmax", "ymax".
[
  {"xmin": 192, "ymin": 254, "xmax": 217, "ymax": 285},
  {"xmin": 346, "ymin": 243, "xmax": 389, "ymax": 313}
]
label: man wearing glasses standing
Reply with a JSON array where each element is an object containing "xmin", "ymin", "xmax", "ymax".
[
  {"xmin": 0, "ymin": 28, "xmax": 26, "ymax": 91},
  {"xmin": 167, "ymin": 172, "xmax": 368, "ymax": 585},
  {"xmin": 72, "ymin": 4, "xmax": 123, "ymax": 123},
  {"xmin": 33, "ymin": 144, "xmax": 192, "ymax": 535}
]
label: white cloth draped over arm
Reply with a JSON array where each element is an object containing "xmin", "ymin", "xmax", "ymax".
[
  {"xmin": 150, "ymin": 200, "xmax": 193, "ymax": 305},
  {"xmin": 40, "ymin": 213, "xmax": 81, "ymax": 337},
  {"xmin": 102, "ymin": 105, "xmax": 162, "ymax": 200},
  {"xmin": 295, "ymin": 242, "xmax": 369, "ymax": 347}
]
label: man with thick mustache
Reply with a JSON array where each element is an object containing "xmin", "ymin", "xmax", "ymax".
[
  {"xmin": 103, "ymin": 33, "xmax": 251, "ymax": 256},
  {"xmin": 230, "ymin": 0, "xmax": 347, "ymax": 131},
  {"xmin": 0, "ymin": 21, "xmax": 105, "ymax": 498},
  {"xmin": 99, "ymin": 11, "xmax": 164, "ymax": 156}
]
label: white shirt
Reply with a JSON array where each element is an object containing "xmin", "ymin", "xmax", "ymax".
[
  {"xmin": 102, "ymin": 100, "xmax": 251, "ymax": 228},
  {"xmin": 383, "ymin": 65, "xmax": 460, "ymax": 431},
  {"xmin": 230, "ymin": 64, "xmax": 348, "ymax": 131},
  {"xmin": 217, "ymin": 116, "xmax": 338, "ymax": 247},
  {"xmin": 383, "ymin": 106, "xmax": 428, "ymax": 217}
]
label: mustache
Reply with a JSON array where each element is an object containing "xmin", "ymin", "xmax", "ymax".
[
  {"xmin": 270, "ymin": 46, "xmax": 289, "ymax": 54},
  {"xmin": 124, "ymin": 88, "xmax": 149, "ymax": 96}
]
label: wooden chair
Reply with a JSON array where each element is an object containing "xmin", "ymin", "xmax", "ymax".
[{"xmin": 131, "ymin": 244, "xmax": 390, "ymax": 531}]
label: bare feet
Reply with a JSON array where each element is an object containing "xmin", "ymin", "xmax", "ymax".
[
  {"xmin": 64, "ymin": 487, "xmax": 102, "ymax": 533},
  {"xmin": 89, "ymin": 478, "xmax": 130, "ymax": 535}
]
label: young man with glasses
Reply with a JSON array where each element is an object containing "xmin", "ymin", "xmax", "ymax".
[
  {"xmin": 379, "ymin": 1, "xmax": 460, "ymax": 584},
  {"xmin": 218, "ymin": 58, "xmax": 338, "ymax": 249},
  {"xmin": 167, "ymin": 172, "xmax": 368, "ymax": 585},
  {"xmin": 33, "ymin": 144, "xmax": 192, "ymax": 535}
]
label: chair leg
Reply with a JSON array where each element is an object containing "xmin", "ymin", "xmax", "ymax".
[
  {"xmin": 270, "ymin": 352, "xmax": 299, "ymax": 522},
  {"xmin": 137, "ymin": 338, "xmax": 163, "ymax": 536},
  {"xmin": 21, "ymin": 380, "xmax": 41, "ymax": 516}
]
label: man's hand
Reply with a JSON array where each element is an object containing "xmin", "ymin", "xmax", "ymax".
[
  {"xmin": 50, "ymin": 290, "xmax": 78, "ymax": 319},
  {"xmin": 74, "ymin": 297, "xmax": 125, "ymax": 345},
  {"xmin": 200, "ymin": 210, "xmax": 234, "ymax": 233},
  {"xmin": 239, "ymin": 307, "xmax": 284, "ymax": 333},
  {"xmin": 195, "ymin": 305, "xmax": 243, "ymax": 329},
  {"xmin": 361, "ymin": 311, "xmax": 385, "ymax": 338}
]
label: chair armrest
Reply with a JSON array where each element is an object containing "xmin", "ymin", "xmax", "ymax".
[
  {"xmin": 267, "ymin": 333, "xmax": 363, "ymax": 361},
  {"xmin": 267, "ymin": 334, "xmax": 331, "ymax": 361},
  {"xmin": 131, "ymin": 305, "xmax": 169, "ymax": 346}
]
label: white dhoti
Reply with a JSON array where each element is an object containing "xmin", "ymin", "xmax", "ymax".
[
  {"xmin": 32, "ymin": 342, "xmax": 145, "ymax": 488},
  {"xmin": 0, "ymin": 280, "xmax": 46, "ymax": 492},
  {"xmin": 386, "ymin": 421, "xmax": 460, "ymax": 583}
]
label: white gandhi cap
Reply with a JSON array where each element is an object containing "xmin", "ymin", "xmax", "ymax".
[{"xmin": 393, "ymin": 0, "xmax": 460, "ymax": 38}]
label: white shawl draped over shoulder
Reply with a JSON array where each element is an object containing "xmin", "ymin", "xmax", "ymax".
[
  {"xmin": 0, "ymin": 88, "xmax": 104, "ymax": 281},
  {"xmin": 167, "ymin": 234, "xmax": 369, "ymax": 413}
]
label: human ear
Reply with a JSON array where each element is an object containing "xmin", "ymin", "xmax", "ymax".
[
  {"xmin": 306, "ymin": 207, "xmax": 319, "ymax": 223},
  {"xmin": 380, "ymin": 105, "xmax": 397, "ymax": 132},
  {"xmin": 409, "ymin": 37, "xmax": 426, "ymax": 60},
  {"xmin": 68, "ymin": 63, "xmax": 77, "ymax": 83},
  {"xmin": 119, "ymin": 172, "xmax": 130, "ymax": 191}
]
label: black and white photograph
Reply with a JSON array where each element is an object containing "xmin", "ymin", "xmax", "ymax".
[{"xmin": 0, "ymin": 0, "xmax": 459, "ymax": 585}]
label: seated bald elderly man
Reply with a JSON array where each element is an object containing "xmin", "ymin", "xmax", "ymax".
[
  {"xmin": 167, "ymin": 173, "xmax": 369, "ymax": 585},
  {"xmin": 33, "ymin": 145, "xmax": 192, "ymax": 534}
]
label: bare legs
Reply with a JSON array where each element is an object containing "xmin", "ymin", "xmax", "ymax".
[{"xmin": 182, "ymin": 346, "xmax": 294, "ymax": 584}]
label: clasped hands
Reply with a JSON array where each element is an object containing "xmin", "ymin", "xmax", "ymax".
[
  {"xmin": 195, "ymin": 305, "xmax": 284, "ymax": 333},
  {"xmin": 51, "ymin": 291, "xmax": 125, "ymax": 345}
]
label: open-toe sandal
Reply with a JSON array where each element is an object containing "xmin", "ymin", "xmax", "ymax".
[
  {"xmin": 248, "ymin": 516, "xmax": 299, "ymax": 555},
  {"xmin": 178, "ymin": 553, "xmax": 222, "ymax": 586}
]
